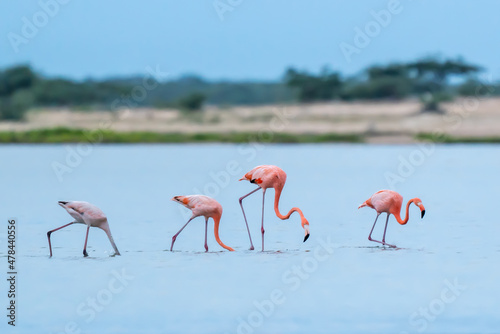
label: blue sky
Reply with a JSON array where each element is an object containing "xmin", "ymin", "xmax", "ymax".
[{"xmin": 1, "ymin": 0, "xmax": 499, "ymax": 81}]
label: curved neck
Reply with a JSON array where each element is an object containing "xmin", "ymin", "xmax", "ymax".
[
  {"xmin": 393, "ymin": 199, "xmax": 414, "ymax": 225},
  {"xmin": 102, "ymin": 223, "xmax": 120, "ymax": 255},
  {"xmin": 213, "ymin": 215, "xmax": 234, "ymax": 251},
  {"xmin": 274, "ymin": 186, "xmax": 305, "ymax": 221}
]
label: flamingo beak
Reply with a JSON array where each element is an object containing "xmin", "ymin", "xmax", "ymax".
[
  {"xmin": 415, "ymin": 201, "xmax": 425, "ymax": 219},
  {"xmin": 238, "ymin": 177, "xmax": 246, "ymax": 181},
  {"xmin": 303, "ymin": 225, "xmax": 310, "ymax": 242}
]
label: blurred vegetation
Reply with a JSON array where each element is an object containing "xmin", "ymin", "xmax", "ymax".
[
  {"xmin": 416, "ymin": 132, "xmax": 500, "ymax": 143},
  {"xmin": 0, "ymin": 65, "xmax": 36, "ymax": 120},
  {"xmin": 285, "ymin": 66, "xmax": 342, "ymax": 102},
  {"xmin": 176, "ymin": 92, "xmax": 206, "ymax": 112},
  {"xmin": 0, "ymin": 127, "xmax": 363, "ymax": 143},
  {"xmin": 0, "ymin": 57, "xmax": 497, "ymax": 120}
]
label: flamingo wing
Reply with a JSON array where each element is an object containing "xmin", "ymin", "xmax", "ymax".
[
  {"xmin": 60, "ymin": 201, "xmax": 106, "ymax": 224},
  {"xmin": 241, "ymin": 165, "xmax": 285, "ymax": 188},
  {"xmin": 370, "ymin": 190, "xmax": 402, "ymax": 213},
  {"xmin": 172, "ymin": 195, "xmax": 221, "ymax": 217}
]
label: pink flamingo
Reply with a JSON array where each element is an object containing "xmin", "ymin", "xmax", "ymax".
[
  {"xmin": 239, "ymin": 165, "xmax": 310, "ymax": 251},
  {"xmin": 47, "ymin": 201, "xmax": 120, "ymax": 257},
  {"xmin": 358, "ymin": 190, "xmax": 425, "ymax": 248},
  {"xmin": 171, "ymin": 195, "xmax": 234, "ymax": 252}
]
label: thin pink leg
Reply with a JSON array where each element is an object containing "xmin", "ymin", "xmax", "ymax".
[
  {"xmin": 368, "ymin": 213, "xmax": 388, "ymax": 246},
  {"xmin": 204, "ymin": 217, "xmax": 209, "ymax": 252},
  {"xmin": 239, "ymin": 187, "xmax": 260, "ymax": 250},
  {"xmin": 367, "ymin": 213, "xmax": 380, "ymax": 242},
  {"xmin": 261, "ymin": 189, "xmax": 266, "ymax": 251},
  {"xmin": 382, "ymin": 213, "xmax": 396, "ymax": 248},
  {"xmin": 47, "ymin": 222, "xmax": 74, "ymax": 257},
  {"xmin": 83, "ymin": 226, "xmax": 90, "ymax": 257},
  {"xmin": 170, "ymin": 217, "xmax": 194, "ymax": 251}
]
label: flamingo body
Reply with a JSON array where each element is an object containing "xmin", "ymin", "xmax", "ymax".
[
  {"xmin": 171, "ymin": 195, "xmax": 234, "ymax": 252},
  {"xmin": 60, "ymin": 201, "xmax": 107, "ymax": 226},
  {"xmin": 358, "ymin": 190, "xmax": 425, "ymax": 248},
  {"xmin": 47, "ymin": 201, "xmax": 120, "ymax": 257},
  {"xmin": 241, "ymin": 165, "xmax": 287, "ymax": 190},
  {"xmin": 239, "ymin": 165, "xmax": 310, "ymax": 251},
  {"xmin": 362, "ymin": 190, "xmax": 404, "ymax": 216}
]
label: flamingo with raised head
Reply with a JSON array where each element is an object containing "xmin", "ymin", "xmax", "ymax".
[
  {"xmin": 47, "ymin": 201, "xmax": 120, "ymax": 257},
  {"xmin": 239, "ymin": 165, "xmax": 310, "ymax": 251},
  {"xmin": 358, "ymin": 190, "xmax": 425, "ymax": 248},
  {"xmin": 171, "ymin": 195, "xmax": 234, "ymax": 252}
]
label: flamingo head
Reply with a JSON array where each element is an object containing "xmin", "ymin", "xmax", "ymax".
[
  {"xmin": 414, "ymin": 198, "xmax": 425, "ymax": 218},
  {"xmin": 238, "ymin": 172, "xmax": 251, "ymax": 182},
  {"xmin": 171, "ymin": 196, "xmax": 191, "ymax": 210},
  {"xmin": 301, "ymin": 218, "xmax": 310, "ymax": 242}
]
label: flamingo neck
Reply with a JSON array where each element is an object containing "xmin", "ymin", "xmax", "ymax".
[
  {"xmin": 273, "ymin": 186, "xmax": 305, "ymax": 222},
  {"xmin": 101, "ymin": 223, "xmax": 120, "ymax": 255},
  {"xmin": 213, "ymin": 215, "xmax": 234, "ymax": 251},
  {"xmin": 393, "ymin": 199, "xmax": 414, "ymax": 225}
]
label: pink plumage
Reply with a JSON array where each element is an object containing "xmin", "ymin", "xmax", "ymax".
[{"xmin": 358, "ymin": 190, "xmax": 425, "ymax": 248}]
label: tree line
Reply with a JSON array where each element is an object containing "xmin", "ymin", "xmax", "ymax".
[{"xmin": 0, "ymin": 57, "xmax": 496, "ymax": 120}]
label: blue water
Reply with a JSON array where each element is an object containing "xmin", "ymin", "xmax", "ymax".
[{"xmin": 0, "ymin": 144, "xmax": 499, "ymax": 333}]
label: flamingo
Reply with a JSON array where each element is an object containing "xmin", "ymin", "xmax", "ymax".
[
  {"xmin": 239, "ymin": 165, "xmax": 310, "ymax": 251},
  {"xmin": 358, "ymin": 190, "xmax": 425, "ymax": 248},
  {"xmin": 171, "ymin": 195, "xmax": 234, "ymax": 252},
  {"xmin": 47, "ymin": 201, "xmax": 120, "ymax": 257}
]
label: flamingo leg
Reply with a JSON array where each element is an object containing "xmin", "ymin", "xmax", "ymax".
[
  {"xmin": 83, "ymin": 225, "xmax": 90, "ymax": 257},
  {"xmin": 368, "ymin": 213, "xmax": 386, "ymax": 246},
  {"xmin": 239, "ymin": 187, "xmax": 260, "ymax": 250},
  {"xmin": 382, "ymin": 213, "xmax": 396, "ymax": 248},
  {"xmin": 204, "ymin": 217, "xmax": 209, "ymax": 252},
  {"xmin": 170, "ymin": 217, "xmax": 195, "ymax": 251},
  {"xmin": 47, "ymin": 222, "xmax": 74, "ymax": 257},
  {"xmin": 261, "ymin": 189, "xmax": 266, "ymax": 252}
]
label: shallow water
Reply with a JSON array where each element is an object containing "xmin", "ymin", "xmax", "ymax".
[{"xmin": 1, "ymin": 144, "xmax": 499, "ymax": 333}]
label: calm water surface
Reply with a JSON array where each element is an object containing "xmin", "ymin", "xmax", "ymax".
[{"xmin": 0, "ymin": 144, "xmax": 499, "ymax": 333}]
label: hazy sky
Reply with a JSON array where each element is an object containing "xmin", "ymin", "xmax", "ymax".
[{"xmin": 1, "ymin": 0, "xmax": 499, "ymax": 81}]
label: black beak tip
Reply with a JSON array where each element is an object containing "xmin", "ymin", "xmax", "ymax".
[
  {"xmin": 303, "ymin": 234, "xmax": 310, "ymax": 242},
  {"xmin": 421, "ymin": 210, "xmax": 425, "ymax": 218},
  {"xmin": 58, "ymin": 201, "xmax": 68, "ymax": 205}
]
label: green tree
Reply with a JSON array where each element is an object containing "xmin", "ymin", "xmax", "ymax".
[
  {"xmin": 285, "ymin": 67, "xmax": 342, "ymax": 102},
  {"xmin": 0, "ymin": 65, "xmax": 37, "ymax": 96},
  {"xmin": 0, "ymin": 65, "xmax": 37, "ymax": 120},
  {"xmin": 176, "ymin": 92, "xmax": 206, "ymax": 112},
  {"xmin": 408, "ymin": 57, "xmax": 481, "ymax": 111},
  {"xmin": 0, "ymin": 89, "xmax": 35, "ymax": 120}
]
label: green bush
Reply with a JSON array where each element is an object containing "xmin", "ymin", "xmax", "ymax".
[
  {"xmin": 0, "ymin": 65, "xmax": 36, "ymax": 97},
  {"xmin": 0, "ymin": 89, "xmax": 34, "ymax": 120},
  {"xmin": 176, "ymin": 92, "xmax": 206, "ymax": 112},
  {"xmin": 419, "ymin": 92, "xmax": 452, "ymax": 113},
  {"xmin": 341, "ymin": 77, "xmax": 412, "ymax": 100},
  {"xmin": 285, "ymin": 67, "xmax": 342, "ymax": 102}
]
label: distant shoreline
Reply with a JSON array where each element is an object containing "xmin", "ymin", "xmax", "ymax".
[
  {"xmin": 0, "ymin": 127, "xmax": 362, "ymax": 144},
  {"xmin": 0, "ymin": 127, "xmax": 499, "ymax": 144},
  {"xmin": 2, "ymin": 98, "xmax": 500, "ymax": 143}
]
